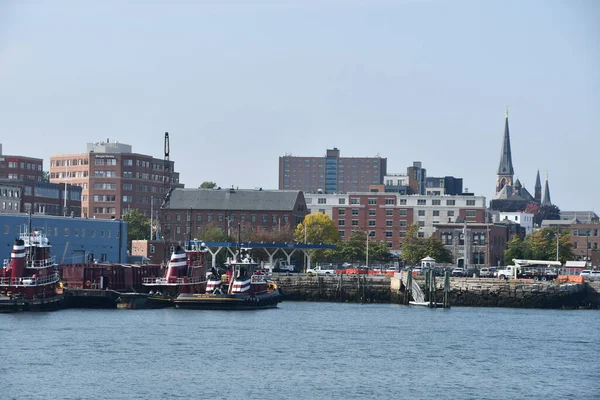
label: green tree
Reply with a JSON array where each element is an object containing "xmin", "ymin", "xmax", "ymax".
[
  {"xmin": 533, "ymin": 204, "xmax": 561, "ymax": 226},
  {"xmin": 400, "ymin": 223, "xmax": 426, "ymax": 265},
  {"xmin": 505, "ymin": 228, "xmax": 574, "ymax": 264},
  {"xmin": 123, "ymin": 209, "xmax": 151, "ymax": 247},
  {"xmin": 337, "ymin": 231, "xmax": 367, "ymax": 264},
  {"xmin": 41, "ymin": 171, "xmax": 50, "ymax": 182},
  {"xmin": 423, "ymin": 236, "xmax": 453, "ymax": 263},
  {"xmin": 199, "ymin": 181, "xmax": 217, "ymax": 189},
  {"xmin": 368, "ymin": 240, "xmax": 393, "ymax": 263},
  {"xmin": 504, "ymin": 235, "xmax": 528, "ymax": 262}
]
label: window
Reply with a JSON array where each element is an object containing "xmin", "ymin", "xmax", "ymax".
[
  {"xmin": 64, "ymin": 228, "xmax": 69, "ymax": 236},
  {"xmin": 196, "ymin": 214, "xmax": 202, "ymax": 222},
  {"xmin": 385, "ymin": 198, "xmax": 395, "ymax": 205},
  {"xmin": 262, "ymin": 215, "xmax": 267, "ymax": 223},
  {"xmin": 339, "ymin": 230, "xmax": 345, "ymax": 237},
  {"xmin": 338, "ymin": 209, "xmax": 345, "ymax": 216},
  {"xmin": 368, "ymin": 220, "xmax": 376, "ymax": 226},
  {"xmin": 399, "ymin": 231, "xmax": 406, "ymax": 238},
  {"xmin": 386, "ymin": 220, "xmax": 393, "ymax": 227},
  {"xmin": 351, "ymin": 220, "xmax": 359, "ymax": 226},
  {"xmin": 433, "ymin": 210, "xmax": 440, "ymax": 216},
  {"xmin": 386, "ymin": 231, "xmax": 393, "ymax": 238},
  {"xmin": 386, "ymin": 209, "xmax": 393, "ymax": 216},
  {"xmin": 338, "ymin": 220, "xmax": 345, "ymax": 226},
  {"xmin": 399, "ymin": 221, "xmax": 407, "ymax": 227},
  {"xmin": 418, "ymin": 221, "xmax": 425, "ymax": 227},
  {"xmin": 176, "ymin": 226, "xmax": 181, "ymax": 235},
  {"xmin": 447, "ymin": 211, "xmax": 455, "ymax": 216},
  {"xmin": 418, "ymin": 210, "xmax": 425, "ymax": 216},
  {"xmin": 417, "ymin": 199, "xmax": 426, "ymax": 205},
  {"xmin": 466, "ymin": 210, "xmax": 477, "ymax": 217},
  {"xmin": 150, "ymin": 245, "xmax": 155, "ymax": 254},
  {"xmin": 418, "ymin": 232, "xmax": 425, "ymax": 238},
  {"xmin": 466, "ymin": 199, "xmax": 476, "ymax": 206},
  {"xmin": 338, "ymin": 198, "xmax": 346, "ymax": 205},
  {"xmin": 399, "ymin": 199, "xmax": 407, "ymax": 205},
  {"xmin": 272, "ymin": 215, "xmax": 278, "ymax": 224},
  {"xmin": 446, "ymin": 200, "xmax": 455, "ymax": 206},
  {"xmin": 318, "ymin": 198, "xmax": 326, "ymax": 204},
  {"xmin": 399, "ymin": 209, "xmax": 407, "ymax": 216},
  {"xmin": 432, "ymin": 199, "xmax": 441, "ymax": 205},
  {"xmin": 350, "ymin": 198, "xmax": 360, "ymax": 204},
  {"xmin": 352, "ymin": 208, "xmax": 359, "ymax": 216},
  {"xmin": 368, "ymin": 198, "xmax": 377, "ymax": 205},
  {"xmin": 368, "ymin": 209, "xmax": 376, "ymax": 216}
]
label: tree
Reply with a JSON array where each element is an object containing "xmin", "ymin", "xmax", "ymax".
[
  {"xmin": 41, "ymin": 171, "xmax": 50, "ymax": 183},
  {"xmin": 337, "ymin": 231, "xmax": 367, "ymax": 264},
  {"xmin": 423, "ymin": 236, "xmax": 453, "ymax": 263},
  {"xmin": 123, "ymin": 209, "xmax": 151, "ymax": 247},
  {"xmin": 524, "ymin": 203, "xmax": 539, "ymax": 215},
  {"xmin": 400, "ymin": 223, "xmax": 426, "ymax": 265},
  {"xmin": 368, "ymin": 240, "xmax": 393, "ymax": 263},
  {"xmin": 534, "ymin": 204, "xmax": 561, "ymax": 226},
  {"xmin": 504, "ymin": 235, "xmax": 527, "ymax": 262},
  {"xmin": 199, "ymin": 181, "xmax": 217, "ymax": 189},
  {"xmin": 294, "ymin": 213, "xmax": 340, "ymax": 263},
  {"xmin": 294, "ymin": 213, "xmax": 340, "ymax": 245},
  {"xmin": 505, "ymin": 228, "xmax": 574, "ymax": 264}
]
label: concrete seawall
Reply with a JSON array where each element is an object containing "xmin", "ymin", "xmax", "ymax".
[{"xmin": 272, "ymin": 275, "xmax": 600, "ymax": 309}]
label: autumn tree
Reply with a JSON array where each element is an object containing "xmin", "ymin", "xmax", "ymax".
[
  {"xmin": 504, "ymin": 235, "xmax": 527, "ymax": 262},
  {"xmin": 294, "ymin": 213, "xmax": 340, "ymax": 245}
]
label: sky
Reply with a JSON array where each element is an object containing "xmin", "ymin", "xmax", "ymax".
[{"xmin": 1, "ymin": 0, "xmax": 599, "ymax": 212}]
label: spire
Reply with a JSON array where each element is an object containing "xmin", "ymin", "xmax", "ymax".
[
  {"xmin": 534, "ymin": 170, "xmax": 542, "ymax": 203},
  {"xmin": 497, "ymin": 110, "xmax": 514, "ymax": 176},
  {"xmin": 542, "ymin": 171, "xmax": 552, "ymax": 206}
]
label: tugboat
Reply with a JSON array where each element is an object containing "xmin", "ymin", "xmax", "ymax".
[
  {"xmin": 174, "ymin": 247, "xmax": 283, "ymax": 310},
  {"xmin": 0, "ymin": 229, "xmax": 63, "ymax": 312},
  {"xmin": 117, "ymin": 243, "xmax": 208, "ymax": 309}
]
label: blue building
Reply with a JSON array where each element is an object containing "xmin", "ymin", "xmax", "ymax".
[{"xmin": 1, "ymin": 214, "xmax": 128, "ymax": 264}]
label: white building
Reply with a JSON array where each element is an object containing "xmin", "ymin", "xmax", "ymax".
[{"xmin": 492, "ymin": 211, "xmax": 534, "ymax": 235}]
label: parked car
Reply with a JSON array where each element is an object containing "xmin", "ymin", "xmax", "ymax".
[
  {"xmin": 479, "ymin": 267, "xmax": 493, "ymax": 278},
  {"xmin": 581, "ymin": 270, "xmax": 600, "ymax": 281},
  {"xmin": 451, "ymin": 267, "xmax": 465, "ymax": 277}
]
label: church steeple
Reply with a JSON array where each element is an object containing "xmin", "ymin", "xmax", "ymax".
[
  {"xmin": 534, "ymin": 169, "xmax": 542, "ymax": 203},
  {"xmin": 542, "ymin": 172, "xmax": 552, "ymax": 206},
  {"xmin": 496, "ymin": 108, "xmax": 514, "ymax": 193}
]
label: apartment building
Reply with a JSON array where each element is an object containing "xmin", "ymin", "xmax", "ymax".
[
  {"xmin": 279, "ymin": 147, "xmax": 387, "ymax": 194},
  {"xmin": 50, "ymin": 140, "xmax": 183, "ymax": 219},
  {"xmin": 0, "ymin": 144, "xmax": 44, "ymax": 181},
  {"xmin": 304, "ymin": 192, "xmax": 487, "ymax": 252}
]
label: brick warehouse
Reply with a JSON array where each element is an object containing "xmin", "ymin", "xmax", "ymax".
[{"xmin": 160, "ymin": 188, "xmax": 309, "ymax": 243}]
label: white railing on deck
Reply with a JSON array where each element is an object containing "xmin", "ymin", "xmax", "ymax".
[
  {"xmin": 26, "ymin": 257, "xmax": 57, "ymax": 269},
  {"xmin": 142, "ymin": 276, "xmax": 206, "ymax": 285},
  {"xmin": 0, "ymin": 272, "xmax": 60, "ymax": 286}
]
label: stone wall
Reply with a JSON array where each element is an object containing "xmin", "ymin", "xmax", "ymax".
[{"xmin": 273, "ymin": 275, "xmax": 600, "ymax": 309}]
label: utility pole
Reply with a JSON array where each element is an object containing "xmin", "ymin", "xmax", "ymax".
[
  {"xmin": 366, "ymin": 232, "xmax": 369, "ymax": 268},
  {"xmin": 556, "ymin": 228, "xmax": 560, "ymax": 262},
  {"xmin": 150, "ymin": 196, "xmax": 153, "ymax": 240}
]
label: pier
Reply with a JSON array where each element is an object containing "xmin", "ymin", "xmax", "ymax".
[{"xmin": 271, "ymin": 274, "xmax": 600, "ymax": 309}]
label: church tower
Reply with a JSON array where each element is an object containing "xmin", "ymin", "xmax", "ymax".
[
  {"xmin": 542, "ymin": 172, "xmax": 552, "ymax": 206},
  {"xmin": 496, "ymin": 109, "xmax": 514, "ymax": 193},
  {"xmin": 534, "ymin": 170, "xmax": 542, "ymax": 203}
]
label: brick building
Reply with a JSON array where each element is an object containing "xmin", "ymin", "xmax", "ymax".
[
  {"xmin": 0, "ymin": 144, "xmax": 44, "ymax": 182},
  {"xmin": 279, "ymin": 147, "xmax": 387, "ymax": 194},
  {"xmin": 433, "ymin": 222, "xmax": 512, "ymax": 268},
  {"xmin": 50, "ymin": 140, "xmax": 183, "ymax": 219},
  {"xmin": 161, "ymin": 188, "xmax": 309, "ymax": 243},
  {"xmin": 304, "ymin": 192, "xmax": 487, "ymax": 253}
]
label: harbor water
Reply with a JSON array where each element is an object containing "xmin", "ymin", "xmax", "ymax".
[{"xmin": 1, "ymin": 302, "xmax": 599, "ymax": 400}]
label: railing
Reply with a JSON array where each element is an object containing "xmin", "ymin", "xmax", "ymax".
[
  {"xmin": 0, "ymin": 272, "xmax": 60, "ymax": 286},
  {"xmin": 143, "ymin": 276, "xmax": 206, "ymax": 285},
  {"xmin": 26, "ymin": 257, "xmax": 57, "ymax": 269}
]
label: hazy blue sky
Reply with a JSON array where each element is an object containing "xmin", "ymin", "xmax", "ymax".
[{"xmin": 1, "ymin": 1, "xmax": 598, "ymax": 212}]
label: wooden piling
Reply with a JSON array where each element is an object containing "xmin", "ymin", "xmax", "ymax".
[{"xmin": 443, "ymin": 271, "xmax": 451, "ymax": 309}]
